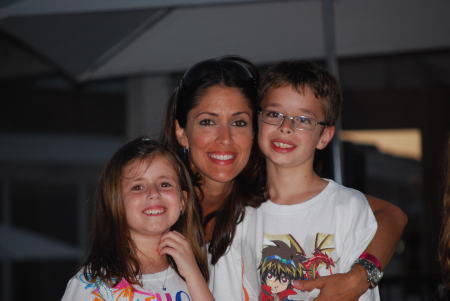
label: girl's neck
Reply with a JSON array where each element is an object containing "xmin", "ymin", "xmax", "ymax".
[
  {"xmin": 265, "ymin": 161, "xmax": 327, "ymax": 205},
  {"xmin": 133, "ymin": 235, "xmax": 169, "ymax": 274}
]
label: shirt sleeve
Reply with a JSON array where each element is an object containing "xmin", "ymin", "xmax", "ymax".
[
  {"xmin": 336, "ymin": 189, "xmax": 378, "ymax": 270},
  {"xmin": 60, "ymin": 273, "xmax": 98, "ymax": 301}
]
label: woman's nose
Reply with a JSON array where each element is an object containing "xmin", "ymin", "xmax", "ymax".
[{"xmin": 216, "ymin": 125, "xmax": 232, "ymax": 145}]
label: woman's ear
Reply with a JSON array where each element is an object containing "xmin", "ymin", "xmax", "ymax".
[
  {"xmin": 316, "ymin": 126, "xmax": 335, "ymax": 150},
  {"xmin": 175, "ymin": 120, "xmax": 189, "ymax": 149}
]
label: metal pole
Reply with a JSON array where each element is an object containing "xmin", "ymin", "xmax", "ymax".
[
  {"xmin": 321, "ymin": 0, "xmax": 344, "ymax": 184},
  {"xmin": 2, "ymin": 180, "xmax": 12, "ymax": 301}
]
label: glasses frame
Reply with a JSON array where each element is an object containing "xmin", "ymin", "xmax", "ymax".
[{"xmin": 258, "ymin": 110, "xmax": 329, "ymax": 131}]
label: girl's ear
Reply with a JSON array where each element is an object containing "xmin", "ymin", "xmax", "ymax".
[
  {"xmin": 316, "ymin": 125, "xmax": 335, "ymax": 150},
  {"xmin": 180, "ymin": 190, "xmax": 188, "ymax": 214},
  {"xmin": 175, "ymin": 120, "xmax": 189, "ymax": 149}
]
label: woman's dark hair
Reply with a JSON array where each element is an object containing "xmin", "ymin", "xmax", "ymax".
[
  {"xmin": 82, "ymin": 137, "xmax": 208, "ymax": 286},
  {"xmin": 161, "ymin": 55, "xmax": 265, "ymax": 264}
]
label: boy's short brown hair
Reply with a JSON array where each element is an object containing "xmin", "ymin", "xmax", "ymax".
[{"xmin": 259, "ymin": 60, "xmax": 342, "ymax": 126}]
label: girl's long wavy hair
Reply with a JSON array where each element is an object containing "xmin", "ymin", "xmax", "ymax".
[
  {"xmin": 82, "ymin": 137, "xmax": 208, "ymax": 286},
  {"xmin": 161, "ymin": 55, "xmax": 265, "ymax": 264}
]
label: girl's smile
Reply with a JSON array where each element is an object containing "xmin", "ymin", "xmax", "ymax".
[{"xmin": 122, "ymin": 155, "xmax": 185, "ymax": 239}]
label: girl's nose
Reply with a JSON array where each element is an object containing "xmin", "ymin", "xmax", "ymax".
[{"xmin": 147, "ymin": 186, "xmax": 161, "ymax": 199}]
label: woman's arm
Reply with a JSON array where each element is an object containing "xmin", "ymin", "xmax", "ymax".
[
  {"xmin": 364, "ymin": 194, "xmax": 408, "ymax": 268},
  {"xmin": 293, "ymin": 195, "xmax": 408, "ymax": 300}
]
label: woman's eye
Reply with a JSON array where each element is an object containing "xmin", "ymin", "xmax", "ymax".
[
  {"xmin": 199, "ymin": 119, "xmax": 215, "ymax": 126},
  {"xmin": 232, "ymin": 120, "xmax": 248, "ymax": 127}
]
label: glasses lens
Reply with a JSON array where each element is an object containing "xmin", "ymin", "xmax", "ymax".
[
  {"xmin": 294, "ymin": 116, "xmax": 315, "ymax": 130},
  {"xmin": 261, "ymin": 111, "xmax": 283, "ymax": 125}
]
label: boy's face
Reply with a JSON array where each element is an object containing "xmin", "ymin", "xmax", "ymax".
[{"xmin": 258, "ymin": 84, "xmax": 334, "ymax": 169}]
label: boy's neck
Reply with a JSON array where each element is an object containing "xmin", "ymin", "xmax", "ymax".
[{"xmin": 265, "ymin": 162, "xmax": 328, "ymax": 205}]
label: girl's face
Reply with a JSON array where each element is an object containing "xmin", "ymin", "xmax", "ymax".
[
  {"xmin": 176, "ymin": 85, "xmax": 254, "ymax": 185},
  {"xmin": 121, "ymin": 155, "xmax": 185, "ymax": 240}
]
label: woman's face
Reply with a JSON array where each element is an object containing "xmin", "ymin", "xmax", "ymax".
[{"xmin": 176, "ymin": 85, "xmax": 254, "ymax": 185}]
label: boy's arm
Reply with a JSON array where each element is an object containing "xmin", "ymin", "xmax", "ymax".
[{"xmin": 293, "ymin": 195, "xmax": 408, "ymax": 300}]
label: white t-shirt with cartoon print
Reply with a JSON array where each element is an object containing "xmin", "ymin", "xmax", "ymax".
[
  {"xmin": 61, "ymin": 267, "xmax": 191, "ymax": 301},
  {"xmin": 256, "ymin": 179, "xmax": 379, "ymax": 301}
]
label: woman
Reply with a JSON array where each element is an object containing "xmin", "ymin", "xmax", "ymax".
[{"xmin": 161, "ymin": 55, "xmax": 407, "ymax": 300}]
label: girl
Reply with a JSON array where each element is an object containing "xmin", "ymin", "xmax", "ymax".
[{"xmin": 61, "ymin": 137, "xmax": 214, "ymax": 301}]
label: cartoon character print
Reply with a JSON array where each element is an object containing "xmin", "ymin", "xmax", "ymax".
[{"xmin": 258, "ymin": 233, "xmax": 335, "ymax": 301}]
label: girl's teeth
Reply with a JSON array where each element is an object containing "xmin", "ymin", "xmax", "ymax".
[
  {"xmin": 144, "ymin": 209, "xmax": 165, "ymax": 215},
  {"xmin": 273, "ymin": 142, "xmax": 293, "ymax": 148}
]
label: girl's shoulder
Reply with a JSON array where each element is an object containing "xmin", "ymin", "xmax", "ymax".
[{"xmin": 61, "ymin": 271, "xmax": 107, "ymax": 301}]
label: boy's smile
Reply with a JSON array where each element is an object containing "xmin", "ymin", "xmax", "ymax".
[
  {"xmin": 258, "ymin": 84, "xmax": 334, "ymax": 169},
  {"xmin": 271, "ymin": 139, "xmax": 297, "ymax": 153}
]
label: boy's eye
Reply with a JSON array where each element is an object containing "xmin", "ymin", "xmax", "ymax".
[
  {"xmin": 232, "ymin": 120, "xmax": 248, "ymax": 127},
  {"xmin": 199, "ymin": 119, "xmax": 215, "ymax": 126},
  {"xmin": 281, "ymin": 276, "xmax": 288, "ymax": 284},
  {"xmin": 298, "ymin": 116, "xmax": 312, "ymax": 125},
  {"xmin": 266, "ymin": 111, "xmax": 281, "ymax": 118},
  {"xmin": 266, "ymin": 273, "xmax": 273, "ymax": 280}
]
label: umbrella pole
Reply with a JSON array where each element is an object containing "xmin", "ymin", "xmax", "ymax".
[
  {"xmin": 2, "ymin": 180, "xmax": 12, "ymax": 301},
  {"xmin": 322, "ymin": 0, "xmax": 344, "ymax": 184}
]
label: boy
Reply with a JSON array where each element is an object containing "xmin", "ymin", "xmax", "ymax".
[{"xmin": 252, "ymin": 60, "xmax": 379, "ymax": 301}]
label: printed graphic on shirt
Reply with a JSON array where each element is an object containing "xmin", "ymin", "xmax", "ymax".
[
  {"xmin": 258, "ymin": 233, "xmax": 335, "ymax": 301},
  {"xmin": 78, "ymin": 274, "xmax": 191, "ymax": 301}
]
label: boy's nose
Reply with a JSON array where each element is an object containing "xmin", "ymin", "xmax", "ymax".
[{"xmin": 279, "ymin": 117, "xmax": 294, "ymax": 134}]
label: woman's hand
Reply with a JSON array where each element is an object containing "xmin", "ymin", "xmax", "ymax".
[
  {"xmin": 159, "ymin": 231, "xmax": 215, "ymax": 301},
  {"xmin": 291, "ymin": 264, "xmax": 370, "ymax": 301}
]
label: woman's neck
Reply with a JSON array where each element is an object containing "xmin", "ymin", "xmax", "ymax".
[
  {"xmin": 199, "ymin": 179, "xmax": 233, "ymax": 243},
  {"xmin": 200, "ymin": 179, "xmax": 233, "ymax": 217}
]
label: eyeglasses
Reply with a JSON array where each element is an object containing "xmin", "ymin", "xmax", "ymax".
[{"xmin": 259, "ymin": 110, "xmax": 328, "ymax": 131}]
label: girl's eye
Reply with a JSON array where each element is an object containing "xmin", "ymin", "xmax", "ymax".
[
  {"xmin": 199, "ymin": 119, "xmax": 215, "ymax": 126},
  {"xmin": 131, "ymin": 184, "xmax": 144, "ymax": 191},
  {"xmin": 232, "ymin": 120, "xmax": 248, "ymax": 127},
  {"xmin": 160, "ymin": 182, "xmax": 173, "ymax": 188}
]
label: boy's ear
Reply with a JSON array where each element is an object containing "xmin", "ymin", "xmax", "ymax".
[
  {"xmin": 175, "ymin": 120, "xmax": 189, "ymax": 149},
  {"xmin": 316, "ymin": 126, "xmax": 335, "ymax": 150}
]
